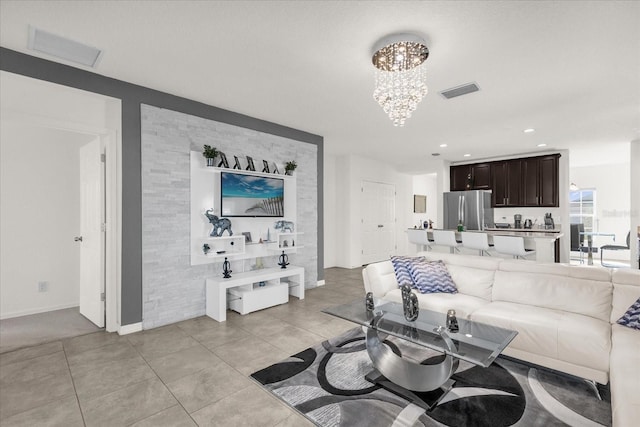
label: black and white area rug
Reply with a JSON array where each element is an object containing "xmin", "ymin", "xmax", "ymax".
[{"xmin": 251, "ymin": 328, "xmax": 611, "ymax": 427}]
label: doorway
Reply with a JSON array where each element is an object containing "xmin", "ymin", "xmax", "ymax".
[
  {"xmin": 361, "ymin": 180, "xmax": 396, "ymax": 265},
  {"xmin": 0, "ymin": 71, "xmax": 121, "ymax": 352}
]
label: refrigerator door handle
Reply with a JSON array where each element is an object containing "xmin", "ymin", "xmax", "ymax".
[
  {"xmin": 461, "ymin": 195, "xmax": 465, "ymax": 224},
  {"xmin": 457, "ymin": 196, "xmax": 462, "ymax": 223}
]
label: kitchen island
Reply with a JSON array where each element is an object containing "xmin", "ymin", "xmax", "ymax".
[{"xmin": 407, "ymin": 228, "xmax": 563, "ymax": 263}]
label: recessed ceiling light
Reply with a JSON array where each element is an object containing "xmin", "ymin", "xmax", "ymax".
[
  {"xmin": 523, "ymin": 128, "xmax": 535, "ymax": 133},
  {"xmin": 537, "ymin": 143, "xmax": 547, "ymax": 147},
  {"xmin": 439, "ymin": 144, "xmax": 448, "ymax": 148},
  {"xmin": 463, "ymin": 154, "xmax": 471, "ymax": 157}
]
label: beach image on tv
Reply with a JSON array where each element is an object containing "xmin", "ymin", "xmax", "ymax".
[{"xmin": 221, "ymin": 172, "xmax": 284, "ymax": 216}]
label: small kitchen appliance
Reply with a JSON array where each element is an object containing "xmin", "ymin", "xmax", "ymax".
[
  {"xmin": 544, "ymin": 213, "xmax": 555, "ymax": 230},
  {"xmin": 514, "ymin": 214, "xmax": 523, "ymax": 229},
  {"xmin": 524, "ymin": 219, "xmax": 533, "ymax": 229}
]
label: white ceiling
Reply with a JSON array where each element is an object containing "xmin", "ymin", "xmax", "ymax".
[{"xmin": 1, "ymin": 1, "xmax": 638, "ymax": 172}]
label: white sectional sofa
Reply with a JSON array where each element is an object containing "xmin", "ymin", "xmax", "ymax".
[{"xmin": 362, "ymin": 251, "xmax": 640, "ymax": 427}]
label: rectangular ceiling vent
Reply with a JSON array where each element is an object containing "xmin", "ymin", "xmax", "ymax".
[
  {"xmin": 439, "ymin": 82, "xmax": 480, "ymax": 99},
  {"xmin": 28, "ymin": 25, "xmax": 103, "ymax": 68}
]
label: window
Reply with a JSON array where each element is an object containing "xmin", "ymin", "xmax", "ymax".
[{"xmin": 569, "ymin": 189, "xmax": 596, "ymax": 232}]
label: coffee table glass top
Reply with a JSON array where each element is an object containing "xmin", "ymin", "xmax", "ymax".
[{"xmin": 323, "ymin": 299, "xmax": 517, "ymax": 368}]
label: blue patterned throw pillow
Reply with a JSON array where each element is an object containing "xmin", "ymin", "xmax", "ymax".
[
  {"xmin": 390, "ymin": 256, "xmax": 424, "ymax": 287},
  {"xmin": 408, "ymin": 260, "xmax": 458, "ymax": 294},
  {"xmin": 617, "ymin": 297, "xmax": 640, "ymax": 330}
]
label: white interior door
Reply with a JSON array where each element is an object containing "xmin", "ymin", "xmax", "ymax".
[
  {"xmin": 79, "ymin": 138, "xmax": 105, "ymax": 327},
  {"xmin": 361, "ymin": 181, "xmax": 396, "ymax": 265}
]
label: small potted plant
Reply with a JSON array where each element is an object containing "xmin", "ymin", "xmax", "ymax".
[
  {"xmin": 202, "ymin": 145, "xmax": 218, "ymax": 167},
  {"xmin": 285, "ymin": 160, "xmax": 297, "ymax": 176}
]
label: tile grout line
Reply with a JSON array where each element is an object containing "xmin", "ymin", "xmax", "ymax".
[
  {"xmin": 125, "ymin": 331, "xmax": 227, "ymax": 425},
  {"xmin": 123, "ymin": 334, "xmax": 199, "ymax": 425},
  {"xmin": 61, "ymin": 341, "xmax": 89, "ymax": 427}
]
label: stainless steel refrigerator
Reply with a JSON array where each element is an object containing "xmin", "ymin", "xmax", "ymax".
[{"xmin": 443, "ymin": 190, "xmax": 494, "ymax": 230}]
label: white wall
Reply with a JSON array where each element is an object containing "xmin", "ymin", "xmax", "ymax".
[
  {"xmin": 334, "ymin": 154, "xmax": 412, "ymax": 268},
  {"xmin": 410, "ymin": 174, "xmax": 438, "ymax": 229},
  {"xmin": 323, "ymin": 153, "xmax": 338, "ymax": 268},
  {"xmin": 406, "ymin": 174, "xmax": 439, "ymax": 255},
  {"xmin": 0, "ymin": 124, "xmax": 92, "ymax": 318},
  {"xmin": 570, "ymin": 162, "xmax": 630, "ymax": 261},
  {"xmin": 631, "ymin": 140, "xmax": 640, "ymax": 268}
]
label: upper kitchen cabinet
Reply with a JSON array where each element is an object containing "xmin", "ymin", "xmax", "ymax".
[
  {"xmin": 522, "ymin": 154, "xmax": 559, "ymax": 207},
  {"xmin": 450, "ymin": 165, "xmax": 471, "ymax": 191},
  {"xmin": 471, "ymin": 163, "xmax": 491, "ymax": 189},
  {"xmin": 491, "ymin": 160, "xmax": 522, "ymax": 207},
  {"xmin": 450, "ymin": 163, "xmax": 491, "ymax": 191},
  {"xmin": 450, "ymin": 154, "xmax": 560, "ymax": 207}
]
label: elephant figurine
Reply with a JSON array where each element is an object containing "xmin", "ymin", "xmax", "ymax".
[
  {"xmin": 205, "ymin": 209, "xmax": 233, "ymax": 237},
  {"xmin": 274, "ymin": 220, "xmax": 294, "ymax": 233}
]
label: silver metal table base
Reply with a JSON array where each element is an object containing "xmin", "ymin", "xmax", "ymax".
[{"xmin": 364, "ymin": 314, "xmax": 460, "ymax": 410}]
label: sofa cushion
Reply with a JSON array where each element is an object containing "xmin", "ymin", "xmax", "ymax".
[
  {"xmin": 471, "ymin": 301, "xmax": 610, "ymax": 375},
  {"xmin": 363, "ymin": 260, "xmax": 399, "ymax": 297},
  {"xmin": 610, "ymin": 268, "xmax": 640, "ymax": 323},
  {"xmin": 390, "ymin": 256, "xmax": 424, "ymax": 287},
  {"xmin": 617, "ymin": 297, "xmax": 640, "ymax": 330},
  {"xmin": 408, "ymin": 260, "xmax": 457, "ymax": 294},
  {"xmin": 492, "ymin": 269, "xmax": 612, "ymax": 321},
  {"xmin": 383, "ymin": 288, "xmax": 487, "ymax": 319},
  {"xmin": 610, "ymin": 324, "xmax": 640, "ymax": 426},
  {"xmin": 498, "ymin": 259, "xmax": 612, "ymax": 282},
  {"xmin": 419, "ymin": 251, "xmax": 499, "ymax": 301}
]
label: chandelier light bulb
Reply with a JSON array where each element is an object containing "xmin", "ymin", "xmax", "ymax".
[{"xmin": 371, "ymin": 33, "xmax": 429, "ymax": 126}]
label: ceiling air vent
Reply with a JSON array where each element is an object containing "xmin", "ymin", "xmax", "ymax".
[
  {"xmin": 439, "ymin": 82, "xmax": 480, "ymax": 99},
  {"xmin": 28, "ymin": 26, "xmax": 103, "ymax": 68}
]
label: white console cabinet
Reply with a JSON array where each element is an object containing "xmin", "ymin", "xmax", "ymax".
[{"xmin": 206, "ymin": 266, "xmax": 304, "ymax": 321}]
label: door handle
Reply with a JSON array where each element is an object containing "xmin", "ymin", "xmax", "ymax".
[
  {"xmin": 74, "ymin": 236, "xmax": 83, "ymax": 242},
  {"xmin": 377, "ymin": 225, "xmax": 384, "ymax": 228}
]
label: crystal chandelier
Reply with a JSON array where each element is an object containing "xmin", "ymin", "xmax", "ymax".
[{"xmin": 372, "ymin": 34, "xmax": 429, "ymax": 126}]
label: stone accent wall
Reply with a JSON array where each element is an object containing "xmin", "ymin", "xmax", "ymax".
[{"xmin": 141, "ymin": 105, "xmax": 318, "ymax": 329}]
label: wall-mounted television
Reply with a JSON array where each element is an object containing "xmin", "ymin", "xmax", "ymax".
[{"xmin": 220, "ymin": 172, "xmax": 284, "ymax": 217}]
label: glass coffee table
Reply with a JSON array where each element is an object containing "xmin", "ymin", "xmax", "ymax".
[{"xmin": 323, "ymin": 298, "xmax": 518, "ymax": 410}]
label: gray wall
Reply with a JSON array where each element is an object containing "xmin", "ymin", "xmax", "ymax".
[
  {"xmin": 141, "ymin": 105, "xmax": 318, "ymax": 328},
  {"xmin": 0, "ymin": 47, "xmax": 324, "ymax": 326}
]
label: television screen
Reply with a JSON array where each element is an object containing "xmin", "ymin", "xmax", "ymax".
[{"xmin": 221, "ymin": 172, "xmax": 284, "ymax": 217}]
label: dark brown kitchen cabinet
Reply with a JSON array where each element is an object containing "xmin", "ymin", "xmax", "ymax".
[
  {"xmin": 491, "ymin": 160, "xmax": 522, "ymax": 207},
  {"xmin": 450, "ymin": 165, "xmax": 471, "ymax": 191},
  {"xmin": 522, "ymin": 155, "xmax": 559, "ymax": 207},
  {"xmin": 451, "ymin": 154, "xmax": 559, "ymax": 207},
  {"xmin": 471, "ymin": 163, "xmax": 491, "ymax": 189},
  {"xmin": 450, "ymin": 163, "xmax": 491, "ymax": 191}
]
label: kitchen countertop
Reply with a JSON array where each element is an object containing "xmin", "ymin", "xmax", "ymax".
[
  {"xmin": 408, "ymin": 228, "xmax": 563, "ymax": 240},
  {"xmin": 484, "ymin": 227, "xmax": 562, "ymax": 234}
]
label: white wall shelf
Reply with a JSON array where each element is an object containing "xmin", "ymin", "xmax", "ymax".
[
  {"xmin": 271, "ymin": 232, "xmax": 304, "ymax": 252},
  {"xmin": 198, "ymin": 165, "xmax": 294, "ymax": 180},
  {"xmin": 198, "ymin": 235, "xmax": 245, "ymax": 260}
]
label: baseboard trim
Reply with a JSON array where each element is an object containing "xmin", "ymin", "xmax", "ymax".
[
  {"xmin": 317, "ymin": 280, "xmax": 326, "ymax": 287},
  {"xmin": 0, "ymin": 303, "xmax": 79, "ymax": 320},
  {"xmin": 118, "ymin": 322, "xmax": 142, "ymax": 335}
]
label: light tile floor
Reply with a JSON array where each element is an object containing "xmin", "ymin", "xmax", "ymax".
[{"xmin": 0, "ymin": 267, "xmax": 365, "ymax": 426}]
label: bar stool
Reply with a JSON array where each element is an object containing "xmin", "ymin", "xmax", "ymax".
[
  {"xmin": 432, "ymin": 230, "xmax": 461, "ymax": 254},
  {"xmin": 406, "ymin": 229, "xmax": 432, "ymax": 252},
  {"xmin": 492, "ymin": 235, "xmax": 536, "ymax": 260},
  {"xmin": 461, "ymin": 232, "xmax": 491, "ymax": 256}
]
